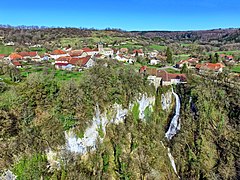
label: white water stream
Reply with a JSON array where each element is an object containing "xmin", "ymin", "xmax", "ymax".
[
  {"xmin": 165, "ymin": 88, "xmax": 181, "ymax": 140},
  {"xmin": 164, "ymin": 88, "xmax": 181, "ymax": 178}
]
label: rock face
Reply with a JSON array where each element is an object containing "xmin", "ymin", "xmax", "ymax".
[
  {"xmin": 138, "ymin": 94, "xmax": 155, "ymax": 120},
  {"xmin": 46, "ymin": 94, "xmax": 155, "ymax": 166},
  {"xmin": 0, "ymin": 170, "xmax": 16, "ymax": 180},
  {"xmin": 65, "ymin": 94, "xmax": 155, "ymax": 154},
  {"xmin": 161, "ymin": 91, "xmax": 172, "ymax": 110}
]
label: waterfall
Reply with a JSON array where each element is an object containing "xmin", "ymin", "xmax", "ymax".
[
  {"xmin": 165, "ymin": 88, "xmax": 181, "ymax": 140},
  {"xmin": 164, "ymin": 88, "xmax": 181, "ymax": 179}
]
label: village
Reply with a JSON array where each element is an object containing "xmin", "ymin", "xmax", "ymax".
[{"xmin": 0, "ymin": 40, "xmax": 240, "ymax": 88}]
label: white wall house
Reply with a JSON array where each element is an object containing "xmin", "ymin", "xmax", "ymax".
[{"xmin": 149, "ymin": 59, "xmax": 160, "ymax": 65}]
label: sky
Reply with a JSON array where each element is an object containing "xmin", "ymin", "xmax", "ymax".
[{"xmin": 1, "ymin": 0, "xmax": 240, "ymax": 31}]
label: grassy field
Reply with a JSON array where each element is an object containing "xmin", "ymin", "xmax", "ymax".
[
  {"xmin": 0, "ymin": 44, "xmax": 15, "ymax": 55},
  {"xmin": 165, "ymin": 68, "xmax": 180, "ymax": 73},
  {"xmin": 20, "ymin": 65, "xmax": 84, "ymax": 81},
  {"xmin": 231, "ymin": 65, "xmax": 240, "ymax": 73},
  {"xmin": 173, "ymin": 54, "xmax": 191, "ymax": 62},
  {"xmin": 54, "ymin": 70, "xmax": 84, "ymax": 81},
  {"xmin": 147, "ymin": 45, "xmax": 166, "ymax": 51},
  {"xmin": 60, "ymin": 36, "xmax": 131, "ymax": 47},
  {"xmin": 29, "ymin": 47, "xmax": 47, "ymax": 55},
  {"xmin": 214, "ymin": 50, "xmax": 240, "ymax": 55}
]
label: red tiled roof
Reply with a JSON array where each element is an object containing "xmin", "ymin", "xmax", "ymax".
[
  {"xmin": 69, "ymin": 50, "xmax": 83, "ymax": 57},
  {"xmin": 69, "ymin": 56, "xmax": 91, "ymax": 66},
  {"xmin": 176, "ymin": 60, "xmax": 188, "ymax": 65},
  {"xmin": 9, "ymin": 53, "xmax": 23, "ymax": 60},
  {"xmin": 196, "ymin": 63, "xmax": 225, "ymax": 71},
  {"xmin": 51, "ymin": 49, "xmax": 66, "ymax": 55},
  {"xmin": 18, "ymin": 51, "xmax": 37, "ymax": 57},
  {"xmin": 157, "ymin": 70, "xmax": 186, "ymax": 82},
  {"xmin": 226, "ymin": 55, "xmax": 233, "ymax": 59},
  {"xmin": 56, "ymin": 56, "xmax": 71, "ymax": 61},
  {"xmin": 0, "ymin": 54, "xmax": 6, "ymax": 58},
  {"xmin": 12, "ymin": 61, "xmax": 22, "ymax": 66},
  {"xmin": 139, "ymin": 66, "xmax": 147, "ymax": 73},
  {"xmin": 133, "ymin": 49, "xmax": 143, "ymax": 54}
]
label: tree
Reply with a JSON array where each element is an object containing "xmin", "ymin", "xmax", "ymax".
[
  {"xmin": 166, "ymin": 47, "xmax": 173, "ymax": 64},
  {"xmin": 214, "ymin": 53, "xmax": 219, "ymax": 62},
  {"xmin": 181, "ymin": 63, "xmax": 188, "ymax": 74}
]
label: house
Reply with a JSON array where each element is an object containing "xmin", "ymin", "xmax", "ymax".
[
  {"xmin": 9, "ymin": 53, "xmax": 23, "ymax": 61},
  {"xmin": 97, "ymin": 42, "xmax": 114, "ymax": 57},
  {"xmin": 140, "ymin": 66, "xmax": 187, "ymax": 87},
  {"xmin": 55, "ymin": 56, "xmax": 95, "ymax": 70},
  {"xmin": 41, "ymin": 54, "xmax": 50, "ymax": 61},
  {"xmin": 0, "ymin": 54, "xmax": 7, "ymax": 62},
  {"xmin": 18, "ymin": 52, "xmax": 41, "ymax": 61},
  {"xmin": 69, "ymin": 56, "xmax": 95, "ymax": 69},
  {"xmin": 102, "ymin": 48, "xmax": 114, "ymax": 57},
  {"xmin": 11, "ymin": 61, "xmax": 22, "ymax": 68},
  {"xmin": 115, "ymin": 54, "xmax": 128, "ymax": 62},
  {"xmin": 187, "ymin": 58, "xmax": 199, "ymax": 67},
  {"xmin": 132, "ymin": 49, "xmax": 144, "ymax": 57},
  {"xmin": 127, "ymin": 58, "xmax": 135, "ymax": 64},
  {"xmin": 55, "ymin": 56, "xmax": 71, "ymax": 69},
  {"xmin": 82, "ymin": 48, "xmax": 98, "ymax": 56},
  {"xmin": 196, "ymin": 63, "xmax": 225, "ymax": 74},
  {"xmin": 139, "ymin": 66, "xmax": 162, "ymax": 88},
  {"xmin": 69, "ymin": 50, "xmax": 86, "ymax": 58},
  {"xmin": 220, "ymin": 54, "xmax": 234, "ymax": 61},
  {"xmin": 157, "ymin": 70, "xmax": 187, "ymax": 86},
  {"xmin": 4, "ymin": 42, "xmax": 15, "ymax": 46},
  {"xmin": 94, "ymin": 53, "xmax": 105, "ymax": 60},
  {"xmin": 120, "ymin": 48, "xmax": 128, "ymax": 54},
  {"xmin": 176, "ymin": 58, "xmax": 199, "ymax": 69},
  {"xmin": 149, "ymin": 59, "xmax": 160, "ymax": 65},
  {"xmin": 176, "ymin": 60, "xmax": 189, "ymax": 69},
  {"xmin": 149, "ymin": 50, "xmax": 159, "ymax": 58},
  {"xmin": 50, "ymin": 49, "xmax": 68, "ymax": 60}
]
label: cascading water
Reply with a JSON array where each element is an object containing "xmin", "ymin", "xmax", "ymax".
[
  {"xmin": 164, "ymin": 88, "xmax": 181, "ymax": 179},
  {"xmin": 165, "ymin": 88, "xmax": 181, "ymax": 140}
]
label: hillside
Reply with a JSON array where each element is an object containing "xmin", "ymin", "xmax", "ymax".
[{"xmin": 0, "ymin": 60, "xmax": 239, "ymax": 179}]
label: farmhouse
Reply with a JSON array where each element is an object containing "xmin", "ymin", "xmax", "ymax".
[
  {"xmin": 132, "ymin": 49, "xmax": 144, "ymax": 57},
  {"xmin": 55, "ymin": 55, "xmax": 95, "ymax": 70},
  {"xmin": 149, "ymin": 59, "xmax": 160, "ymax": 65},
  {"xmin": 50, "ymin": 49, "xmax": 68, "ymax": 60},
  {"xmin": 11, "ymin": 61, "xmax": 22, "ymax": 68},
  {"xmin": 18, "ymin": 52, "xmax": 41, "ymax": 61},
  {"xmin": 82, "ymin": 48, "xmax": 98, "ymax": 56},
  {"xmin": 176, "ymin": 58, "xmax": 199, "ymax": 69},
  {"xmin": 196, "ymin": 63, "xmax": 225, "ymax": 74},
  {"xmin": 9, "ymin": 53, "xmax": 23, "ymax": 61},
  {"xmin": 140, "ymin": 66, "xmax": 187, "ymax": 87}
]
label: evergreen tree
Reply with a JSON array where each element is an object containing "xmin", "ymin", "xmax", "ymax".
[
  {"xmin": 181, "ymin": 63, "xmax": 188, "ymax": 74},
  {"xmin": 214, "ymin": 53, "xmax": 219, "ymax": 62}
]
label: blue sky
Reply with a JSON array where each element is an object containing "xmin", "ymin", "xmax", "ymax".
[{"xmin": 1, "ymin": 0, "xmax": 240, "ymax": 31}]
